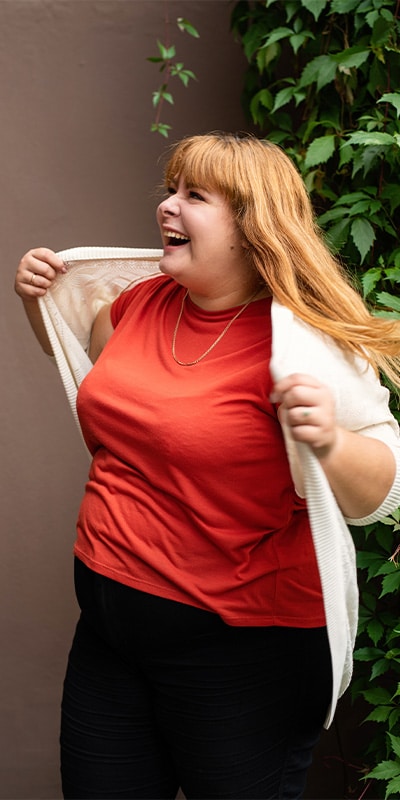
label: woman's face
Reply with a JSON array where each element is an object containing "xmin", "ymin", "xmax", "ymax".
[{"xmin": 156, "ymin": 176, "xmax": 250, "ymax": 301}]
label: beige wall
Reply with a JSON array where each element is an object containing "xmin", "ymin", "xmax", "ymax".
[{"xmin": 0, "ymin": 2, "xmax": 366, "ymax": 798}]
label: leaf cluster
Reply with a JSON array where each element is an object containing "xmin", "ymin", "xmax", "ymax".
[
  {"xmin": 231, "ymin": 1, "xmax": 400, "ymax": 796},
  {"xmin": 231, "ymin": 0, "xmax": 400, "ymax": 277},
  {"xmin": 352, "ymin": 511, "xmax": 400, "ymax": 799},
  {"xmin": 148, "ymin": 16, "xmax": 199, "ymax": 137}
]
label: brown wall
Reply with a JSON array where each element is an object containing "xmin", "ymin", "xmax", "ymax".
[
  {"xmin": 1, "ymin": 2, "xmax": 254, "ymax": 795},
  {"xmin": 0, "ymin": 2, "xmax": 369, "ymax": 798}
]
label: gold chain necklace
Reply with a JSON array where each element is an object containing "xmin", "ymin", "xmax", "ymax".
[{"xmin": 171, "ymin": 288, "xmax": 261, "ymax": 367}]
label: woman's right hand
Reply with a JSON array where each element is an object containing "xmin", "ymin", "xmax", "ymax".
[
  {"xmin": 14, "ymin": 247, "xmax": 68, "ymax": 355},
  {"xmin": 14, "ymin": 247, "xmax": 67, "ymax": 300}
]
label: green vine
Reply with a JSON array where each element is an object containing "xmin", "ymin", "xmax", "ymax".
[
  {"xmin": 148, "ymin": 13, "xmax": 199, "ymax": 137},
  {"xmin": 231, "ymin": 1, "xmax": 400, "ymax": 797}
]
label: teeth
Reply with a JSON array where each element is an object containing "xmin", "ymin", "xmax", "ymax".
[{"xmin": 166, "ymin": 231, "xmax": 189, "ymax": 242}]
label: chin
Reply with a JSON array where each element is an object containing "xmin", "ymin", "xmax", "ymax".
[{"xmin": 159, "ymin": 253, "xmax": 185, "ymax": 279}]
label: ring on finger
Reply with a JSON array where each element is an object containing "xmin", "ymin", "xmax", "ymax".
[{"xmin": 30, "ymin": 272, "xmax": 37, "ymax": 286}]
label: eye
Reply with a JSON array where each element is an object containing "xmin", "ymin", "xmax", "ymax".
[
  {"xmin": 189, "ymin": 190, "xmax": 205, "ymax": 201},
  {"xmin": 166, "ymin": 186, "xmax": 176, "ymax": 196}
]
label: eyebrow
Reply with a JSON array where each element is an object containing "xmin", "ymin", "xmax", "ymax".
[{"xmin": 168, "ymin": 178, "xmax": 210, "ymax": 193}]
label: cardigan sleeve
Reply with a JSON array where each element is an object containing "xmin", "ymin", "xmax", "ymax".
[{"xmin": 270, "ymin": 300, "xmax": 400, "ymax": 522}]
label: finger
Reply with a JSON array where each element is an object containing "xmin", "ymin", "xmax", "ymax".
[
  {"xmin": 27, "ymin": 271, "xmax": 46, "ymax": 290},
  {"xmin": 284, "ymin": 405, "xmax": 317, "ymax": 428},
  {"xmin": 26, "ymin": 249, "xmax": 66, "ymax": 279},
  {"xmin": 299, "ymin": 406, "xmax": 313, "ymax": 422},
  {"xmin": 271, "ymin": 375, "xmax": 323, "ymax": 405},
  {"xmin": 277, "ymin": 389, "xmax": 322, "ymax": 416},
  {"xmin": 26, "ymin": 247, "xmax": 65, "ymax": 271},
  {"xmin": 18, "ymin": 249, "xmax": 65, "ymax": 286},
  {"xmin": 273, "ymin": 373, "xmax": 321, "ymax": 395}
]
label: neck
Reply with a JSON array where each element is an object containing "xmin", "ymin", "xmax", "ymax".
[{"xmin": 186, "ymin": 283, "xmax": 269, "ymax": 311}]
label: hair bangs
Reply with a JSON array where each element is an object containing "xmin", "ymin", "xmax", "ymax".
[{"xmin": 164, "ymin": 135, "xmax": 244, "ymax": 205}]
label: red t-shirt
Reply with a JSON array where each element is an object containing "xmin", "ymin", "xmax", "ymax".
[{"xmin": 75, "ymin": 276, "xmax": 325, "ymax": 627}]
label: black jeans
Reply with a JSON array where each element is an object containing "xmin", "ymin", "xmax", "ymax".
[{"xmin": 60, "ymin": 558, "xmax": 332, "ymax": 799}]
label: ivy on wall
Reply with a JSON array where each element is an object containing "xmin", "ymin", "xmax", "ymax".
[{"xmin": 231, "ymin": 2, "xmax": 400, "ymax": 797}]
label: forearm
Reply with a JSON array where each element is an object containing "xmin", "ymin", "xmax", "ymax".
[
  {"xmin": 22, "ymin": 297, "xmax": 53, "ymax": 355},
  {"xmin": 14, "ymin": 247, "xmax": 67, "ymax": 355},
  {"xmin": 317, "ymin": 428, "xmax": 396, "ymax": 519}
]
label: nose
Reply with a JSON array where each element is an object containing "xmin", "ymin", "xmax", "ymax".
[{"xmin": 158, "ymin": 193, "xmax": 180, "ymax": 218}]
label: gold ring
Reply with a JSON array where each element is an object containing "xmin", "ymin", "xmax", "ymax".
[{"xmin": 30, "ymin": 272, "xmax": 36, "ymax": 285}]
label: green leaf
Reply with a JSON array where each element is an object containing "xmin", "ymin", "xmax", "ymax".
[
  {"xmin": 363, "ymin": 686, "xmax": 392, "ymax": 705},
  {"xmin": 257, "ymin": 42, "xmax": 280, "ymax": 72},
  {"xmin": 150, "ymin": 123, "xmax": 171, "ymax": 138},
  {"xmin": 264, "ymin": 27, "xmax": 293, "ymax": 47},
  {"xmin": 354, "ymin": 646, "xmax": 384, "ymax": 661},
  {"xmin": 376, "ymin": 292, "xmax": 400, "ymax": 314},
  {"xmin": 332, "ymin": 46, "xmax": 370, "ymax": 69},
  {"xmin": 350, "ymin": 217, "xmax": 375, "ymax": 263},
  {"xmin": 347, "ymin": 200, "xmax": 374, "ymax": 217},
  {"xmin": 380, "ymin": 571, "xmax": 400, "ymax": 597},
  {"xmin": 346, "ymin": 131, "xmax": 395, "ymax": 147},
  {"xmin": 368, "ymin": 621, "xmax": 385, "ymax": 649},
  {"xmin": 334, "ymin": 191, "xmax": 372, "ymax": 206},
  {"xmin": 378, "ymin": 93, "xmax": 400, "ymax": 119},
  {"xmin": 371, "ymin": 14, "xmax": 395, "ymax": 48},
  {"xmin": 299, "ymin": 55, "xmax": 337, "ymax": 92},
  {"xmin": 389, "ymin": 708, "xmax": 400, "ymax": 731},
  {"xmin": 364, "ymin": 706, "xmax": 392, "ymax": 724},
  {"xmin": 385, "ymin": 266, "xmax": 400, "ymax": 281},
  {"xmin": 386, "ymin": 648, "xmax": 400, "ymax": 661},
  {"xmin": 289, "ymin": 33, "xmax": 309, "ymax": 54},
  {"xmin": 361, "ymin": 268, "xmax": 383, "ymax": 296},
  {"xmin": 157, "ymin": 42, "xmax": 176, "ymax": 61},
  {"xmin": 338, "ymin": 143, "xmax": 354, "ymax": 167},
  {"xmin": 388, "ymin": 733, "xmax": 400, "ymax": 759},
  {"xmin": 304, "ymin": 135, "xmax": 336, "ymax": 168},
  {"xmin": 324, "ymin": 218, "xmax": 350, "ymax": 250},
  {"xmin": 302, "ymin": 0, "xmax": 328, "ymax": 21},
  {"xmin": 250, "ymin": 89, "xmax": 273, "ymax": 125},
  {"xmin": 318, "ymin": 207, "xmax": 349, "ymax": 226},
  {"xmin": 385, "ymin": 776, "xmax": 400, "ymax": 800},
  {"xmin": 371, "ymin": 658, "xmax": 390, "ymax": 679},
  {"xmin": 170, "ymin": 66, "xmax": 196, "ymax": 87},
  {"xmin": 177, "ymin": 18, "xmax": 200, "ymax": 38},
  {"xmin": 153, "ymin": 87, "xmax": 174, "ymax": 106},
  {"xmin": 393, "ymin": 682, "xmax": 400, "ymax": 699},
  {"xmin": 272, "ymin": 86, "xmax": 297, "ymax": 113},
  {"xmin": 331, "ymin": 0, "xmax": 360, "ymax": 11},
  {"xmin": 242, "ymin": 23, "xmax": 270, "ymax": 61},
  {"xmin": 366, "ymin": 760, "xmax": 400, "ymax": 780}
]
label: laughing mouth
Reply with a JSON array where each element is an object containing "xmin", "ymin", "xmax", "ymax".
[{"xmin": 165, "ymin": 230, "xmax": 190, "ymax": 246}]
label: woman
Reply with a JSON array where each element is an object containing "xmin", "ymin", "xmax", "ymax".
[{"xmin": 15, "ymin": 132, "xmax": 400, "ymax": 800}]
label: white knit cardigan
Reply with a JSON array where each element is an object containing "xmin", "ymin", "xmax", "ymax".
[{"xmin": 39, "ymin": 247, "xmax": 400, "ymax": 728}]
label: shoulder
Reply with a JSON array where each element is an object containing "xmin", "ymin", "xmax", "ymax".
[
  {"xmin": 270, "ymin": 299, "xmax": 395, "ymax": 432},
  {"xmin": 111, "ymin": 275, "xmax": 173, "ymax": 326},
  {"xmin": 270, "ymin": 299, "xmax": 349, "ymax": 381}
]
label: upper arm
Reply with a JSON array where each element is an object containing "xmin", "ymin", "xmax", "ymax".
[{"xmin": 88, "ymin": 303, "xmax": 114, "ymax": 362}]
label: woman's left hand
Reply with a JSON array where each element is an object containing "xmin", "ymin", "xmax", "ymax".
[
  {"xmin": 271, "ymin": 372, "xmax": 396, "ymax": 519},
  {"xmin": 271, "ymin": 373, "xmax": 337, "ymax": 459}
]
